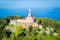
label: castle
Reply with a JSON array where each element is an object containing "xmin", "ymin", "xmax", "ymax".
[
  {"xmin": 10, "ymin": 8, "xmax": 38, "ymax": 28},
  {"xmin": 5, "ymin": 8, "xmax": 56, "ymax": 35}
]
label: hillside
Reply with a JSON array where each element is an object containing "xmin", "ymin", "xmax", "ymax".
[{"xmin": 0, "ymin": 16, "xmax": 60, "ymax": 40}]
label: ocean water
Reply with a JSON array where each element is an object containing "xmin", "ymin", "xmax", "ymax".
[{"xmin": 0, "ymin": 8, "xmax": 60, "ymax": 21}]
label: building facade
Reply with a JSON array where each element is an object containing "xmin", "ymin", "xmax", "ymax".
[{"xmin": 10, "ymin": 8, "xmax": 38, "ymax": 28}]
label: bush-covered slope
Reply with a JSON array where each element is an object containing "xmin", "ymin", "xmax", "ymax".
[{"xmin": 0, "ymin": 16, "xmax": 60, "ymax": 40}]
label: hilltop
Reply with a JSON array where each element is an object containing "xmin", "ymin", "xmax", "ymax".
[{"xmin": 0, "ymin": 16, "xmax": 60, "ymax": 40}]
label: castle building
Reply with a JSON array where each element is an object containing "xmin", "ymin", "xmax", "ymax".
[
  {"xmin": 10, "ymin": 8, "xmax": 38, "ymax": 28},
  {"xmin": 5, "ymin": 8, "xmax": 56, "ymax": 34}
]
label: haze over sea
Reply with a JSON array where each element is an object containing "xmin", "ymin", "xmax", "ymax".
[{"xmin": 0, "ymin": 0, "xmax": 60, "ymax": 21}]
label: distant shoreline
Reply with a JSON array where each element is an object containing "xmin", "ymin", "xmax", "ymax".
[{"xmin": 0, "ymin": 16, "xmax": 60, "ymax": 21}]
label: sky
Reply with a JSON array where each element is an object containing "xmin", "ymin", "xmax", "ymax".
[
  {"xmin": 0, "ymin": 0, "xmax": 60, "ymax": 9},
  {"xmin": 0, "ymin": 0, "xmax": 60, "ymax": 20}
]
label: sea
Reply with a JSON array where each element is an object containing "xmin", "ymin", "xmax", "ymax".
[{"xmin": 0, "ymin": 8, "xmax": 60, "ymax": 21}]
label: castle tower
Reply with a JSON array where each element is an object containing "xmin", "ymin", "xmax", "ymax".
[{"xmin": 28, "ymin": 8, "xmax": 32, "ymax": 17}]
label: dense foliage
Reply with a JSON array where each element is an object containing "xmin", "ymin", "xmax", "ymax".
[{"xmin": 0, "ymin": 16, "xmax": 60, "ymax": 40}]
